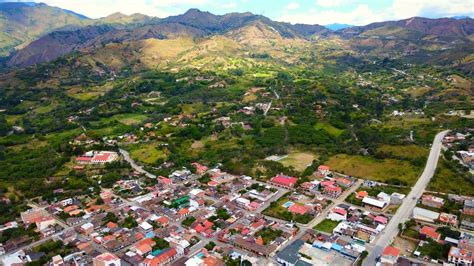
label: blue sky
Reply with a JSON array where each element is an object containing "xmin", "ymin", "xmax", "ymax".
[{"xmin": 7, "ymin": 0, "xmax": 474, "ymax": 25}]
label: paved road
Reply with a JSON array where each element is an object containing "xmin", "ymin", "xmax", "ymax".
[
  {"xmin": 363, "ymin": 130, "xmax": 449, "ymax": 265},
  {"xmin": 119, "ymin": 148, "xmax": 156, "ymax": 178}
]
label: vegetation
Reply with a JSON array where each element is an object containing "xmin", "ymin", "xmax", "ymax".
[
  {"xmin": 314, "ymin": 219, "xmax": 340, "ymax": 233},
  {"xmin": 255, "ymin": 227, "xmax": 283, "ymax": 245}
]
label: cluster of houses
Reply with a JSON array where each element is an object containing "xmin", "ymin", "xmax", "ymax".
[
  {"xmin": 298, "ymin": 165, "xmax": 356, "ymax": 198},
  {"xmin": 412, "ymin": 194, "xmax": 474, "ymax": 230},
  {"xmin": 217, "ymin": 215, "xmax": 298, "ymax": 258},
  {"xmin": 328, "ymin": 204, "xmax": 390, "ymax": 243},
  {"xmin": 276, "ymin": 229, "xmax": 366, "ymax": 266}
]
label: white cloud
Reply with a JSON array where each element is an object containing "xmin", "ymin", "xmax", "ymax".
[
  {"xmin": 279, "ymin": 4, "xmax": 385, "ymax": 26},
  {"xmin": 220, "ymin": 2, "xmax": 237, "ymax": 9},
  {"xmin": 315, "ymin": 0, "xmax": 350, "ymax": 8},
  {"xmin": 389, "ymin": 0, "xmax": 474, "ymax": 19},
  {"xmin": 29, "ymin": 0, "xmax": 209, "ymax": 18},
  {"xmin": 286, "ymin": 2, "xmax": 300, "ymax": 10},
  {"xmin": 280, "ymin": 0, "xmax": 474, "ymax": 26}
]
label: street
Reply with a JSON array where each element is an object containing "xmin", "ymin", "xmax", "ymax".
[{"xmin": 363, "ymin": 130, "xmax": 449, "ymax": 265}]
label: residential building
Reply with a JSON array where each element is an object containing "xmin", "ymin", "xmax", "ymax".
[
  {"xmin": 362, "ymin": 197, "xmax": 388, "ymax": 211},
  {"xmin": 269, "ymin": 175, "xmax": 298, "ymax": 189},
  {"xmin": 459, "ymin": 233, "xmax": 474, "ymax": 251},
  {"xmin": 144, "ymin": 248, "xmax": 178, "ymax": 265},
  {"xmin": 448, "ymin": 247, "xmax": 474, "ymax": 266},
  {"xmin": 318, "ymin": 165, "xmax": 331, "ymax": 176},
  {"xmin": 328, "ymin": 207, "xmax": 347, "ymax": 222},
  {"xmin": 93, "ymin": 252, "xmax": 121, "ymax": 266},
  {"xmin": 422, "ymin": 195, "xmax": 445, "ymax": 209},
  {"xmin": 420, "ymin": 226, "xmax": 441, "ymax": 242},
  {"xmin": 381, "ymin": 246, "xmax": 400, "ymax": 265},
  {"xmin": 21, "ymin": 208, "xmax": 49, "ymax": 225},
  {"xmin": 439, "ymin": 212, "xmax": 458, "ymax": 226},
  {"xmin": 323, "ymin": 185, "xmax": 342, "ymax": 198},
  {"xmin": 465, "ymin": 200, "xmax": 474, "ymax": 216},
  {"xmin": 412, "ymin": 207, "xmax": 439, "ymax": 223}
]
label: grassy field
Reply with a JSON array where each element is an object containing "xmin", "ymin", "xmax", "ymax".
[
  {"xmin": 113, "ymin": 114, "xmax": 148, "ymax": 125},
  {"xmin": 428, "ymin": 158, "xmax": 474, "ymax": 196},
  {"xmin": 314, "ymin": 219, "xmax": 340, "ymax": 233},
  {"xmin": 128, "ymin": 143, "xmax": 167, "ymax": 164},
  {"xmin": 315, "ymin": 122, "xmax": 345, "ymax": 137},
  {"xmin": 279, "ymin": 151, "xmax": 317, "ymax": 171},
  {"xmin": 377, "ymin": 144, "xmax": 428, "ymax": 160},
  {"xmin": 326, "ymin": 154, "xmax": 421, "ymax": 185}
]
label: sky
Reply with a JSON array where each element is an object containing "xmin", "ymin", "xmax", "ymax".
[{"xmin": 4, "ymin": 0, "xmax": 474, "ymax": 25}]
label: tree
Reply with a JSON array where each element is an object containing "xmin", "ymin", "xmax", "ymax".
[{"xmin": 204, "ymin": 241, "xmax": 216, "ymax": 250}]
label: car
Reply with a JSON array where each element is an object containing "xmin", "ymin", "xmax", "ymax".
[{"xmin": 412, "ymin": 196, "xmax": 416, "ymax": 200}]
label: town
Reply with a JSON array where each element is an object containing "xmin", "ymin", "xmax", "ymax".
[{"xmin": 1, "ymin": 128, "xmax": 473, "ymax": 266}]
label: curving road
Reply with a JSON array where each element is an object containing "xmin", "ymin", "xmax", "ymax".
[
  {"xmin": 363, "ymin": 130, "xmax": 449, "ymax": 265},
  {"xmin": 119, "ymin": 148, "xmax": 156, "ymax": 179}
]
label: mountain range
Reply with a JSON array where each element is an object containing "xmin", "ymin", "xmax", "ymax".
[{"xmin": 1, "ymin": 2, "xmax": 473, "ymax": 73}]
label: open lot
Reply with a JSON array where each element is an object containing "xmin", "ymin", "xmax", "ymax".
[
  {"xmin": 128, "ymin": 143, "xmax": 167, "ymax": 164},
  {"xmin": 313, "ymin": 219, "xmax": 340, "ymax": 233},
  {"xmin": 326, "ymin": 154, "xmax": 421, "ymax": 185},
  {"xmin": 279, "ymin": 151, "xmax": 317, "ymax": 172},
  {"xmin": 377, "ymin": 144, "xmax": 428, "ymax": 160},
  {"xmin": 428, "ymin": 158, "xmax": 474, "ymax": 196}
]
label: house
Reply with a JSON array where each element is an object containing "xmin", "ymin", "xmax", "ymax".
[
  {"xmin": 335, "ymin": 177, "xmax": 353, "ymax": 188},
  {"xmin": 192, "ymin": 162, "xmax": 208, "ymax": 174},
  {"xmin": 362, "ymin": 197, "xmax": 388, "ymax": 211},
  {"xmin": 21, "ymin": 208, "xmax": 49, "ymax": 225},
  {"xmin": 318, "ymin": 165, "xmax": 331, "ymax": 176},
  {"xmin": 52, "ymin": 255, "xmax": 64, "ymax": 266},
  {"xmin": 412, "ymin": 207, "xmax": 439, "ymax": 223},
  {"xmin": 439, "ymin": 213, "xmax": 458, "ymax": 226},
  {"xmin": 328, "ymin": 207, "xmax": 347, "ymax": 221},
  {"xmin": 422, "ymin": 195, "xmax": 445, "ymax": 209},
  {"xmin": 464, "ymin": 199, "xmax": 474, "ymax": 216},
  {"xmin": 460, "ymin": 233, "xmax": 474, "ymax": 251},
  {"xmin": 288, "ymin": 204, "xmax": 309, "ymax": 215},
  {"xmin": 374, "ymin": 216, "xmax": 388, "ymax": 225},
  {"xmin": 390, "ymin": 193, "xmax": 406, "ymax": 205},
  {"xmin": 377, "ymin": 192, "xmax": 391, "ymax": 203},
  {"xmin": 323, "ymin": 185, "xmax": 342, "ymax": 198},
  {"xmin": 381, "ymin": 246, "xmax": 400, "ymax": 265},
  {"xmin": 35, "ymin": 216, "xmax": 56, "ymax": 231},
  {"xmin": 80, "ymin": 222, "xmax": 94, "ymax": 235},
  {"xmin": 448, "ymin": 247, "xmax": 474, "ymax": 266},
  {"xmin": 269, "ymin": 175, "xmax": 298, "ymax": 189},
  {"xmin": 356, "ymin": 191, "xmax": 368, "ymax": 200},
  {"xmin": 144, "ymin": 248, "xmax": 178, "ymax": 266},
  {"xmin": 93, "ymin": 252, "xmax": 121, "ymax": 266},
  {"xmin": 420, "ymin": 226, "xmax": 441, "ymax": 242}
]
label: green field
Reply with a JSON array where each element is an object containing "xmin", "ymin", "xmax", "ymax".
[
  {"xmin": 377, "ymin": 144, "xmax": 428, "ymax": 160},
  {"xmin": 314, "ymin": 219, "xmax": 340, "ymax": 233},
  {"xmin": 326, "ymin": 154, "xmax": 421, "ymax": 185},
  {"xmin": 128, "ymin": 143, "xmax": 167, "ymax": 164},
  {"xmin": 428, "ymin": 158, "xmax": 474, "ymax": 196},
  {"xmin": 315, "ymin": 122, "xmax": 345, "ymax": 137}
]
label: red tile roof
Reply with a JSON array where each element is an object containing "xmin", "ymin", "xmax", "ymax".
[
  {"xmin": 288, "ymin": 204, "xmax": 309, "ymax": 215},
  {"xmin": 382, "ymin": 246, "xmax": 400, "ymax": 257},
  {"xmin": 420, "ymin": 226, "xmax": 440, "ymax": 240},
  {"xmin": 270, "ymin": 175, "xmax": 298, "ymax": 187},
  {"xmin": 147, "ymin": 248, "xmax": 177, "ymax": 266}
]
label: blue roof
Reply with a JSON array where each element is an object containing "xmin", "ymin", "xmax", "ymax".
[
  {"xmin": 331, "ymin": 243, "xmax": 343, "ymax": 251},
  {"xmin": 145, "ymin": 231, "xmax": 155, "ymax": 238}
]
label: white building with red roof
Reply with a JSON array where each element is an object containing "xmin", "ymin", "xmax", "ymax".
[
  {"xmin": 381, "ymin": 246, "xmax": 400, "ymax": 265},
  {"xmin": 93, "ymin": 252, "xmax": 121, "ymax": 266},
  {"xmin": 76, "ymin": 151, "xmax": 118, "ymax": 165},
  {"xmin": 269, "ymin": 174, "xmax": 298, "ymax": 189}
]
